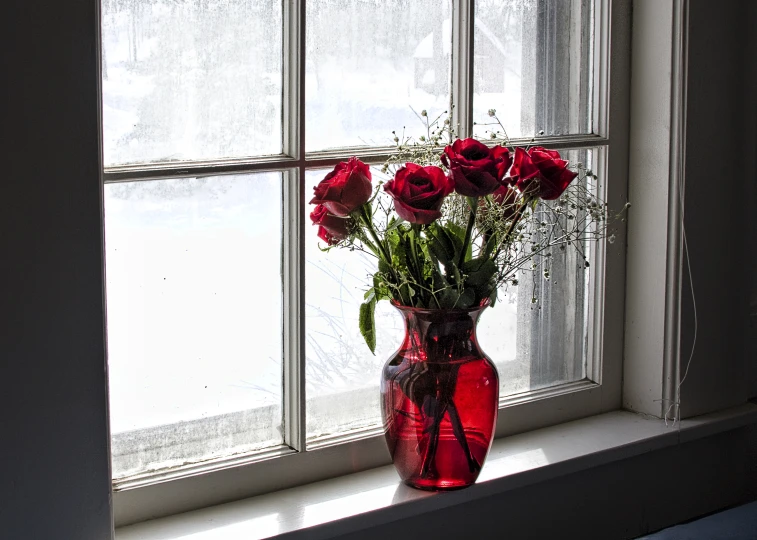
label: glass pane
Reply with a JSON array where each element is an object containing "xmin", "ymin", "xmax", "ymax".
[
  {"xmin": 101, "ymin": 0, "xmax": 283, "ymax": 166},
  {"xmin": 479, "ymin": 148, "xmax": 594, "ymax": 396},
  {"xmin": 105, "ymin": 173, "xmax": 283, "ymax": 479},
  {"xmin": 305, "ymin": 168, "xmax": 397, "ymax": 441},
  {"xmin": 306, "ymin": 0, "xmax": 451, "ymax": 151},
  {"xmin": 473, "ymin": 0, "xmax": 593, "ymax": 139}
]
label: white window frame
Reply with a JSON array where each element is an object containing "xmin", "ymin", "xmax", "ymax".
[{"xmin": 107, "ymin": 0, "xmax": 631, "ymax": 526}]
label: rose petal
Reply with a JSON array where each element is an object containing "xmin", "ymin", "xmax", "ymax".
[
  {"xmin": 451, "ymin": 167, "xmax": 499, "ymax": 197},
  {"xmin": 490, "ymin": 145, "xmax": 513, "ymax": 181},
  {"xmin": 511, "ymin": 146, "xmax": 540, "ymax": 191}
]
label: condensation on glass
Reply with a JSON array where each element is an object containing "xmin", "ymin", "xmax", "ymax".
[
  {"xmin": 104, "ymin": 173, "xmax": 283, "ymax": 479},
  {"xmin": 305, "ymin": 0, "xmax": 451, "ymax": 151},
  {"xmin": 100, "ymin": 0, "xmax": 283, "ymax": 166},
  {"xmin": 473, "ymin": 0, "xmax": 594, "ymax": 139}
]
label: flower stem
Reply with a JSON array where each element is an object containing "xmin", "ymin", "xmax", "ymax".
[
  {"xmin": 358, "ymin": 204, "xmax": 414, "ymax": 304},
  {"xmin": 408, "ymin": 224, "xmax": 424, "ymax": 286},
  {"xmin": 447, "ymin": 399, "xmax": 480, "ymax": 473},
  {"xmin": 457, "ymin": 196, "xmax": 478, "ymax": 268},
  {"xmin": 492, "ymin": 197, "xmax": 530, "ymax": 261},
  {"xmin": 359, "ymin": 204, "xmax": 392, "ymax": 267}
]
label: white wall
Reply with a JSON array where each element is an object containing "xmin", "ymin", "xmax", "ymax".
[{"xmin": 623, "ymin": 0, "xmax": 756, "ymax": 418}]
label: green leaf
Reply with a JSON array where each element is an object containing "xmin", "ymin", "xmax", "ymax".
[
  {"xmin": 421, "ymin": 238, "xmax": 439, "ymax": 267},
  {"xmin": 446, "ymin": 221, "xmax": 467, "ymax": 242},
  {"xmin": 427, "ymin": 235, "xmax": 451, "ymax": 266},
  {"xmin": 430, "ymin": 265, "xmax": 448, "ymax": 288},
  {"xmin": 386, "ymin": 217, "xmax": 405, "ymax": 232},
  {"xmin": 448, "ymin": 232, "xmax": 465, "ymax": 261},
  {"xmin": 363, "ymin": 287, "xmax": 376, "ymax": 303},
  {"xmin": 456, "ymin": 287, "xmax": 475, "ymax": 309},
  {"xmin": 482, "ymin": 233, "xmax": 498, "ymax": 259},
  {"xmin": 443, "ymin": 259, "xmax": 463, "ymax": 286},
  {"xmin": 473, "ymin": 275, "xmax": 498, "ymax": 306},
  {"xmin": 462, "ymin": 259, "xmax": 497, "ymax": 287},
  {"xmin": 427, "ymin": 224, "xmax": 455, "ymax": 262},
  {"xmin": 438, "ymin": 287, "xmax": 459, "ymax": 309},
  {"xmin": 444, "ymin": 221, "xmax": 471, "ymax": 261},
  {"xmin": 359, "ymin": 299, "xmax": 377, "ymax": 355},
  {"xmin": 392, "ymin": 230, "xmax": 409, "ymax": 271},
  {"xmin": 461, "ymin": 257, "xmax": 485, "ymax": 273}
]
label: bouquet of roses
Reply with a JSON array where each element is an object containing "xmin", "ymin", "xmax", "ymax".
[{"xmin": 309, "ymin": 112, "xmax": 613, "ymax": 354}]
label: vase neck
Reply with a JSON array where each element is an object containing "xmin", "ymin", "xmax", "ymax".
[{"xmin": 395, "ymin": 306, "xmax": 486, "ymax": 363}]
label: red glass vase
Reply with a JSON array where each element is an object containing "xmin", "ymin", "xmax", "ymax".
[{"xmin": 380, "ymin": 302, "xmax": 499, "ymax": 490}]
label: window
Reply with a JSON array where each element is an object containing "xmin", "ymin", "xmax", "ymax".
[{"xmin": 103, "ymin": 0, "xmax": 628, "ymax": 525}]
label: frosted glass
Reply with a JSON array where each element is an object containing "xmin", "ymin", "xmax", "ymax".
[
  {"xmin": 306, "ymin": 0, "xmax": 451, "ymax": 151},
  {"xmin": 104, "ymin": 173, "xmax": 283, "ymax": 478},
  {"xmin": 101, "ymin": 0, "xmax": 283, "ymax": 166}
]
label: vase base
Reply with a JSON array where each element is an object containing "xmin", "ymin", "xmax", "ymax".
[{"xmin": 403, "ymin": 478, "xmax": 474, "ymax": 491}]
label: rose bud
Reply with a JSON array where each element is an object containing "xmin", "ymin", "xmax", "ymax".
[
  {"xmin": 441, "ymin": 138, "xmax": 512, "ymax": 197},
  {"xmin": 310, "ymin": 157, "xmax": 372, "ymax": 217},
  {"xmin": 509, "ymin": 147, "xmax": 578, "ymax": 201},
  {"xmin": 384, "ymin": 163, "xmax": 454, "ymax": 225},
  {"xmin": 310, "ymin": 204, "xmax": 350, "ymax": 245}
]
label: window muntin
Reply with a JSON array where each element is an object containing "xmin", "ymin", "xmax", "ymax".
[{"xmin": 103, "ymin": 0, "xmax": 606, "ymax": 484}]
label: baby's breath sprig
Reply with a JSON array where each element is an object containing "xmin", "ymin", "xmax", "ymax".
[
  {"xmin": 472, "ymin": 108, "xmax": 512, "ymax": 146},
  {"xmin": 381, "ymin": 108, "xmax": 455, "ymax": 176}
]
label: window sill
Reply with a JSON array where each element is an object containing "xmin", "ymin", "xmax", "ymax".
[{"xmin": 115, "ymin": 403, "xmax": 757, "ymax": 540}]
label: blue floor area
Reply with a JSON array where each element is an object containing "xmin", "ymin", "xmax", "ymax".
[{"xmin": 638, "ymin": 501, "xmax": 757, "ymax": 539}]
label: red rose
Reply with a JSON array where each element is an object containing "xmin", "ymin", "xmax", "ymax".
[
  {"xmin": 384, "ymin": 163, "xmax": 453, "ymax": 225},
  {"xmin": 310, "ymin": 157, "xmax": 372, "ymax": 217},
  {"xmin": 310, "ymin": 204, "xmax": 349, "ymax": 245},
  {"xmin": 441, "ymin": 138, "xmax": 512, "ymax": 197},
  {"xmin": 506, "ymin": 147, "xmax": 539, "ymax": 187},
  {"xmin": 508, "ymin": 146, "xmax": 578, "ymax": 200}
]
